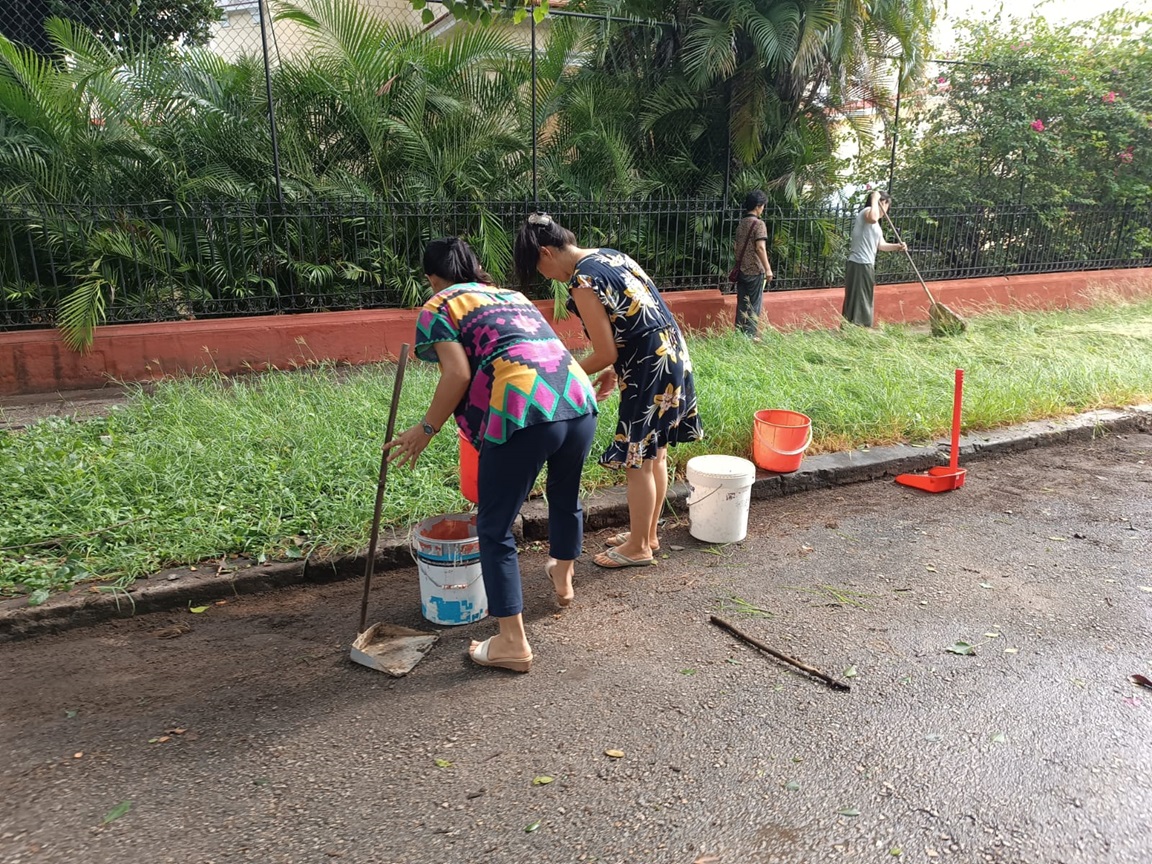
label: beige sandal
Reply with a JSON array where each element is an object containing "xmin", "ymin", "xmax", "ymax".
[
  {"xmin": 594, "ymin": 548, "xmax": 657, "ymax": 569},
  {"xmin": 468, "ymin": 637, "xmax": 532, "ymax": 673}
]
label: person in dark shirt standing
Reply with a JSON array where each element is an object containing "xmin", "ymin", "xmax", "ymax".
[{"xmin": 732, "ymin": 191, "xmax": 773, "ymax": 340}]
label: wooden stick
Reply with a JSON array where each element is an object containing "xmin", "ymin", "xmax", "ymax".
[
  {"xmin": 710, "ymin": 615, "xmax": 851, "ymax": 692},
  {"xmin": 358, "ymin": 344, "xmax": 410, "ymax": 634}
]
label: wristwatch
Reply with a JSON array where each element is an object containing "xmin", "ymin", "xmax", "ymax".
[{"xmin": 421, "ymin": 420, "xmax": 439, "ymax": 436}]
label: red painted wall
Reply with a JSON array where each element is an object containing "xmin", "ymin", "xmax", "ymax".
[{"xmin": 3, "ymin": 269, "xmax": 1151, "ymax": 395}]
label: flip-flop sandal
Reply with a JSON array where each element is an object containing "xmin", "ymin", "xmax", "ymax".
[
  {"xmin": 605, "ymin": 532, "xmax": 660, "ymax": 553},
  {"xmin": 545, "ymin": 560, "xmax": 573, "ymax": 607},
  {"xmin": 469, "ymin": 637, "xmax": 532, "ymax": 673},
  {"xmin": 594, "ymin": 548, "xmax": 657, "ymax": 569}
]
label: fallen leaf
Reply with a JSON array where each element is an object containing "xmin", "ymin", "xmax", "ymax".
[
  {"xmin": 102, "ymin": 801, "xmax": 132, "ymax": 825},
  {"xmin": 532, "ymin": 776, "xmax": 554, "ymax": 786},
  {"xmin": 923, "ymin": 733, "xmax": 941, "ymax": 741},
  {"xmin": 1139, "ymin": 587, "xmax": 1152, "ymax": 594},
  {"xmin": 188, "ymin": 606, "xmax": 209, "ymax": 614},
  {"xmin": 215, "ymin": 600, "xmax": 228, "ymax": 606},
  {"xmin": 1048, "ymin": 536, "xmax": 1067, "ymax": 542},
  {"xmin": 433, "ymin": 758, "xmax": 453, "ymax": 768},
  {"xmin": 925, "ymin": 565, "xmax": 937, "ymax": 572},
  {"xmin": 679, "ymin": 669, "xmax": 697, "ymax": 676},
  {"xmin": 838, "ymin": 806, "xmax": 861, "ymax": 817},
  {"xmin": 979, "ymin": 582, "xmax": 993, "ymax": 590},
  {"xmin": 843, "ymin": 666, "xmax": 858, "ymax": 679},
  {"xmin": 784, "ymin": 780, "xmax": 800, "ymax": 791},
  {"xmin": 147, "ymin": 738, "xmax": 159, "ymax": 744},
  {"xmin": 990, "ymin": 732, "xmax": 1007, "ymax": 744},
  {"xmin": 604, "ymin": 749, "xmax": 625, "ymax": 759},
  {"xmin": 166, "ymin": 728, "xmax": 186, "ymax": 735},
  {"xmin": 253, "ymin": 778, "xmax": 269, "ymax": 786},
  {"xmin": 984, "ymin": 632, "xmax": 1000, "ymax": 638},
  {"xmin": 1129, "ymin": 674, "xmax": 1152, "ymax": 691},
  {"xmin": 890, "ymin": 849, "xmax": 903, "ymax": 857},
  {"xmin": 524, "ymin": 820, "xmax": 541, "ymax": 833},
  {"xmin": 73, "ymin": 752, "xmax": 83, "ymax": 759},
  {"xmin": 156, "ymin": 736, "xmax": 171, "ymax": 743},
  {"xmin": 945, "ymin": 641, "xmax": 976, "ymax": 656},
  {"xmin": 65, "ymin": 709, "xmax": 78, "ymax": 719},
  {"xmin": 693, "ymin": 856, "xmax": 721, "ymax": 864},
  {"xmin": 28, "ymin": 588, "xmax": 50, "ymax": 607},
  {"xmin": 1004, "ymin": 647, "xmax": 1020, "ymax": 654}
]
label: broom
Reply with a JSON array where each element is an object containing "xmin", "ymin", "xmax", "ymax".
[{"xmin": 883, "ymin": 213, "xmax": 967, "ymax": 337}]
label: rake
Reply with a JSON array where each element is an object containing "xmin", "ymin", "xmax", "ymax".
[{"xmin": 884, "ymin": 213, "xmax": 967, "ymax": 337}]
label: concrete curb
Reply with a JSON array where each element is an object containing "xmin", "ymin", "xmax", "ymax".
[{"xmin": 3, "ymin": 404, "xmax": 1149, "ymax": 642}]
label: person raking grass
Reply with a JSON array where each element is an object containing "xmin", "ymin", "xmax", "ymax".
[{"xmin": 843, "ymin": 190, "xmax": 907, "ymax": 328}]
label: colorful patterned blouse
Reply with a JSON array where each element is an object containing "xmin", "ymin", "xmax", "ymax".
[{"xmin": 415, "ymin": 283, "xmax": 597, "ymax": 449}]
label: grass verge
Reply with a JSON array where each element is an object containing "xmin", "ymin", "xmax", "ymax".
[{"xmin": 3, "ymin": 298, "xmax": 1152, "ymax": 601}]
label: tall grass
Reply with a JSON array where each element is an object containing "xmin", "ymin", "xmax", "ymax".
[{"xmin": 3, "ymin": 299, "xmax": 1152, "ymax": 599}]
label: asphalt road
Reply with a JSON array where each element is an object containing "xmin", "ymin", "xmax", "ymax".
[{"xmin": 2, "ymin": 433, "xmax": 1150, "ymax": 864}]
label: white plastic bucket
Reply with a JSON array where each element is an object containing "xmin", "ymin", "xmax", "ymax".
[
  {"xmin": 412, "ymin": 513, "xmax": 488, "ymax": 626},
  {"xmin": 686, "ymin": 455, "xmax": 757, "ymax": 544}
]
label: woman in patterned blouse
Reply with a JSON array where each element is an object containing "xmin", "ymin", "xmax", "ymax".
[
  {"xmin": 514, "ymin": 213, "xmax": 703, "ymax": 569},
  {"xmin": 385, "ymin": 238, "xmax": 599, "ymax": 673}
]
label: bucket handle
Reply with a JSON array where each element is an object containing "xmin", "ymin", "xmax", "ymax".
[
  {"xmin": 686, "ymin": 484, "xmax": 731, "ymax": 507},
  {"xmin": 421, "ymin": 566, "xmax": 483, "ymax": 591},
  {"xmin": 755, "ymin": 422, "xmax": 813, "ymax": 457}
]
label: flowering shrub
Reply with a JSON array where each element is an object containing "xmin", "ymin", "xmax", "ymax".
[{"xmin": 888, "ymin": 10, "xmax": 1152, "ymax": 207}]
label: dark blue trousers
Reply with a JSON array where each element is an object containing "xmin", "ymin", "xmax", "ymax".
[{"xmin": 476, "ymin": 413, "xmax": 597, "ymax": 617}]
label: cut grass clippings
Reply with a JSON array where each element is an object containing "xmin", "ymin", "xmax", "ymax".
[{"xmin": 3, "ymin": 298, "xmax": 1152, "ymax": 599}]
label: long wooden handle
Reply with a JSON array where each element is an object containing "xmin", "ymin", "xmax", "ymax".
[
  {"xmin": 710, "ymin": 615, "xmax": 850, "ymax": 692},
  {"xmin": 358, "ymin": 344, "xmax": 411, "ymax": 634},
  {"xmin": 883, "ymin": 212, "xmax": 938, "ymax": 306}
]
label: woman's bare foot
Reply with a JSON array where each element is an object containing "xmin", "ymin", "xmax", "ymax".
[
  {"xmin": 545, "ymin": 559, "xmax": 574, "ymax": 606},
  {"xmin": 605, "ymin": 531, "xmax": 660, "ymax": 553}
]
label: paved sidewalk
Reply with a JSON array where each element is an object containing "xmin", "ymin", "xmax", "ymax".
[{"xmin": 1, "ymin": 433, "xmax": 1150, "ymax": 864}]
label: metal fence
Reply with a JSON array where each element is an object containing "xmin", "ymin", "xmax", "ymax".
[{"xmin": 4, "ymin": 199, "xmax": 1151, "ymax": 331}]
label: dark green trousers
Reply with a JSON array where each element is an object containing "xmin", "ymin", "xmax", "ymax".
[{"xmin": 842, "ymin": 261, "xmax": 875, "ymax": 327}]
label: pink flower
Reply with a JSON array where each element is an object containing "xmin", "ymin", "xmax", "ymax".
[
  {"xmin": 1120, "ymin": 152, "xmax": 1134, "ymax": 164},
  {"xmin": 1031, "ymin": 119, "xmax": 1046, "ymax": 132},
  {"xmin": 1103, "ymin": 91, "xmax": 1118, "ymax": 103},
  {"xmin": 937, "ymin": 76, "xmax": 947, "ymax": 84}
]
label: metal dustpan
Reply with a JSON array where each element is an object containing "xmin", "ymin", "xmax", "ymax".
[
  {"xmin": 350, "ymin": 343, "xmax": 440, "ymax": 677},
  {"xmin": 896, "ymin": 369, "xmax": 968, "ymax": 495},
  {"xmin": 351, "ymin": 623, "xmax": 438, "ymax": 676}
]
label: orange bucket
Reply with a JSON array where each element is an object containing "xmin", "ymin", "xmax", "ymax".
[
  {"xmin": 458, "ymin": 428, "xmax": 479, "ymax": 504},
  {"xmin": 752, "ymin": 409, "xmax": 812, "ymax": 473}
]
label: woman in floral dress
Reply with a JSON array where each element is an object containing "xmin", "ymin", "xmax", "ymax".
[{"xmin": 514, "ymin": 213, "xmax": 703, "ymax": 568}]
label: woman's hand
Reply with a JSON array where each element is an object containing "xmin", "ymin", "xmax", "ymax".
[
  {"xmin": 383, "ymin": 424, "xmax": 433, "ymax": 468},
  {"xmin": 593, "ymin": 369, "xmax": 617, "ymax": 402}
]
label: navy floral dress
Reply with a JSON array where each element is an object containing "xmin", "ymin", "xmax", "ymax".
[{"xmin": 567, "ymin": 249, "xmax": 703, "ymax": 469}]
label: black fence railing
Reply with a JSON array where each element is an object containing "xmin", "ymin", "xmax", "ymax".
[{"xmin": 3, "ymin": 200, "xmax": 1152, "ymax": 331}]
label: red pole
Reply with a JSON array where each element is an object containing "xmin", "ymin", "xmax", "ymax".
[{"xmin": 950, "ymin": 369, "xmax": 964, "ymax": 470}]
